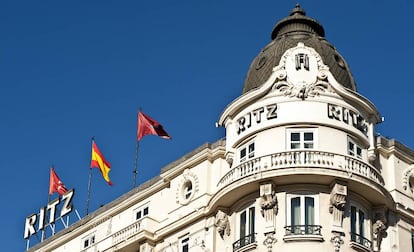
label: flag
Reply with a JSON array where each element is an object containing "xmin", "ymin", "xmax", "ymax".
[
  {"xmin": 137, "ymin": 111, "xmax": 171, "ymax": 141},
  {"xmin": 91, "ymin": 140, "xmax": 113, "ymax": 186},
  {"xmin": 49, "ymin": 167, "xmax": 68, "ymax": 195}
]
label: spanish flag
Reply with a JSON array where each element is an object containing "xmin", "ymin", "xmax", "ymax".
[{"xmin": 91, "ymin": 140, "xmax": 113, "ymax": 186}]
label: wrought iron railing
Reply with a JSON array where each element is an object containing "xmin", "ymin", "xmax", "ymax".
[
  {"xmin": 284, "ymin": 225, "xmax": 322, "ymax": 235},
  {"xmin": 232, "ymin": 233, "xmax": 256, "ymax": 251},
  {"xmin": 217, "ymin": 150, "xmax": 384, "ymax": 188},
  {"xmin": 350, "ymin": 232, "xmax": 372, "ymax": 250}
]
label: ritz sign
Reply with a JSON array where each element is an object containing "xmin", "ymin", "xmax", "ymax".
[
  {"xmin": 24, "ymin": 189, "xmax": 75, "ymax": 239},
  {"xmin": 237, "ymin": 103, "xmax": 278, "ymax": 134}
]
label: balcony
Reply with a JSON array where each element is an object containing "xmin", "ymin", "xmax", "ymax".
[
  {"xmin": 217, "ymin": 150, "xmax": 384, "ymax": 188},
  {"xmin": 284, "ymin": 224, "xmax": 322, "ymax": 235},
  {"xmin": 350, "ymin": 232, "xmax": 372, "ymax": 252},
  {"xmin": 283, "ymin": 225, "xmax": 324, "ymax": 242},
  {"xmin": 112, "ymin": 217, "xmax": 158, "ymax": 247},
  {"xmin": 233, "ymin": 233, "xmax": 257, "ymax": 252}
]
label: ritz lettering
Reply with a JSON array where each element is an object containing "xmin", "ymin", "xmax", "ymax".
[
  {"xmin": 24, "ymin": 189, "xmax": 74, "ymax": 239},
  {"xmin": 327, "ymin": 103, "xmax": 368, "ymax": 135},
  {"xmin": 237, "ymin": 104, "xmax": 278, "ymax": 134}
]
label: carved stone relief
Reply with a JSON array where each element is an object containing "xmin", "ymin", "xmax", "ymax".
[
  {"xmin": 214, "ymin": 210, "xmax": 230, "ymax": 239},
  {"xmin": 260, "ymin": 183, "xmax": 278, "ymax": 224},
  {"xmin": 402, "ymin": 164, "xmax": 414, "ymax": 193},
  {"xmin": 176, "ymin": 169, "xmax": 199, "ymax": 205},
  {"xmin": 329, "ymin": 182, "xmax": 347, "ymax": 233},
  {"xmin": 272, "ymin": 42, "xmax": 333, "ymax": 100},
  {"xmin": 263, "ymin": 232, "xmax": 277, "ymax": 252}
]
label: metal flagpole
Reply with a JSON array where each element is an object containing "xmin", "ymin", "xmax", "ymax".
[
  {"xmin": 132, "ymin": 139, "xmax": 140, "ymax": 188},
  {"xmin": 133, "ymin": 109, "xmax": 142, "ymax": 188},
  {"xmin": 85, "ymin": 137, "xmax": 94, "ymax": 216}
]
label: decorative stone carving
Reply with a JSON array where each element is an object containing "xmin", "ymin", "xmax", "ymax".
[
  {"xmin": 214, "ymin": 210, "xmax": 230, "ymax": 239},
  {"xmin": 372, "ymin": 220, "xmax": 387, "ymax": 252},
  {"xmin": 329, "ymin": 182, "xmax": 347, "ymax": 232},
  {"xmin": 402, "ymin": 164, "xmax": 414, "ymax": 193},
  {"xmin": 263, "ymin": 232, "xmax": 277, "ymax": 252},
  {"xmin": 260, "ymin": 183, "xmax": 278, "ymax": 225},
  {"xmin": 176, "ymin": 169, "xmax": 199, "ymax": 205},
  {"xmin": 372, "ymin": 207, "xmax": 388, "ymax": 251},
  {"xmin": 330, "ymin": 233, "xmax": 344, "ymax": 252},
  {"xmin": 275, "ymin": 81, "xmax": 328, "ymax": 100},
  {"xmin": 273, "ymin": 42, "xmax": 332, "ymax": 100},
  {"xmin": 260, "ymin": 190, "xmax": 278, "ymax": 221}
]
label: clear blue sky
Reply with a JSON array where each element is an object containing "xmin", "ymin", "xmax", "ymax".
[{"xmin": 1, "ymin": 1, "xmax": 413, "ymax": 251}]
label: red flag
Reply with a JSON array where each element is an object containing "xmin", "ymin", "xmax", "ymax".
[
  {"xmin": 91, "ymin": 140, "xmax": 113, "ymax": 186},
  {"xmin": 137, "ymin": 111, "xmax": 171, "ymax": 141},
  {"xmin": 49, "ymin": 167, "xmax": 68, "ymax": 195}
]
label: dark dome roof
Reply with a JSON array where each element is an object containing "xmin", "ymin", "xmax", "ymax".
[{"xmin": 242, "ymin": 4, "xmax": 356, "ymax": 93}]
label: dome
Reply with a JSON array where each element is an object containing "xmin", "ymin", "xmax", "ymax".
[{"xmin": 242, "ymin": 4, "xmax": 356, "ymax": 93}]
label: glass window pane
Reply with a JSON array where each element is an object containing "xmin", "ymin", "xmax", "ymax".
[
  {"xmin": 351, "ymin": 206, "xmax": 356, "ymax": 233},
  {"xmin": 305, "ymin": 197, "xmax": 315, "ymax": 225},
  {"xmin": 356, "ymin": 147, "xmax": 362, "ymax": 157},
  {"xmin": 136, "ymin": 211, "xmax": 142, "ymax": 219},
  {"xmin": 248, "ymin": 143, "xmax": 255, "ymax": 153},
  {"xmin": 143, "ymin": 207, "xmax": 149, "ymax": 216},
  {"xmin": 240, "ymin": 211, "xmax": 246, "ymax": 238},
  {"xmin": 249, "ymin": 207, "xmax": 255, "ymax": 235},
  {"xmin": 291, "ymin": 197, "xmax": 301, "ymax": 226},
  {"xmin": 359, "ymin": 210, "xmax": 365, "ymax": 235},
  {"xmin": 291, "ymin": 133, "xmax": 300, "ymax": 141},
  {"xmin": 304, "ymin": 132, "xmax": 313, "ymax": 141},
  {"xmin": 291, "ymin": 143, "xmax": 300, "ymax": 149},
  {"xmin": 240, "ymin": 148, "xmax": 246, "ymax": 159},
  {"xmin": 304, "ymin": 143, "xmax": 313, "ymax": 149}
]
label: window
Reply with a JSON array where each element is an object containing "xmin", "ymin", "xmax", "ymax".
[
  {"xmin": 286, "ymin": 194, "xmax": 320, "ymax": 235},
  {"xmin": 135, "ymin": 205, "xmax": 149, "ymax": 220},
  {"xmin": 239, "ymin": 142, "xmax": 255, "ymax": 162},
  {"xmin": 350, "ymin": 205, "xmax": 371, "ymax": 249},
  {"xmin": 180, "ymin": 236, "xmax": 189, "ymax": 252},
  {"xmin": 287, "ymin": 128, "xmax": 317, "ymax": 150},
  {"xmin": 348, "ymin": 139, "xmax": 362, "ymax": 159},
  {"xmin": 183, "ymin": 180, "xmax": 193, "ymax": 199},
  {"xmin": 233, "ymin": 206, "xmax": 256, "ymax": 251},
  {"xmin": 82, "ymin": 234, "xmax": 95, "ymax": 249}
]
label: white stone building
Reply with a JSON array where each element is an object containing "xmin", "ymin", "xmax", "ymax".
[{"xmin": 26, "ymin": 5, "xmax": 414, "ymax": 252}]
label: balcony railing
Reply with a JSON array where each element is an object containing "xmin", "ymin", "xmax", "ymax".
[
  {"xmin": 233, "ymin": 233, "xmax": 256, "ymax": 251},
  {"xmin": 284, "ymin": 225, "xmax": 322, "ymax": 235},
  {"xmin": 217, "ymin": 150, "xmax": 384, "ymax": 188},
  {"xmin": 112, "ymin": 219, "xmax": 143, "ymax": 245},
  {"xmin": 350, "ymin": 232, "xmax": 372, "ymax": 250}
]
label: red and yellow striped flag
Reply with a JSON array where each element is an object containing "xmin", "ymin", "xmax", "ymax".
[{"xmin": 91, "ymin": 140, "xmax": 113, "ymax": 186}]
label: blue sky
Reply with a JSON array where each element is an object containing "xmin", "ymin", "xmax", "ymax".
[{"xmin": 1, "ymin": 1, "xmax": 413, "ymax": 251}]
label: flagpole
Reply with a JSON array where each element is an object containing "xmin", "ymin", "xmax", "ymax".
[
  {"xmin": 133, "ymin": 109, "xmax": 142, "ymax": 188},
  {"xmin": 132, "ymin": 139, "xmax": 140, "ymax": 188},
  {"xmin": 86, "ymin": 137, "xmax": 94, "ymax": 216}
]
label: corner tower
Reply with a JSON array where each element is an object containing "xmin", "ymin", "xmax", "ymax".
[{"xmin": 217, "ymin": 4, "xmax": 390, "ymax": 251}]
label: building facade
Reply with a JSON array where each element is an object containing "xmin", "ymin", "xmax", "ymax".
[{"xmin": 27, "ymin": 5, "xmax": 414, "ymax": 252}]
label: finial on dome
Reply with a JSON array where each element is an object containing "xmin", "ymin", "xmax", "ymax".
[{"xmin": 290, "ymin": 3, "xmax": 306, "ymax": 16}]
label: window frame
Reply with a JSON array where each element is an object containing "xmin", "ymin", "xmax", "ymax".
[
  {"xmin": 286, "ymin": 128, "xmax": 318, "ymax": 150},
  {"xmin": 81, "ymin": 233, "xmax": 96, "ymax": 249},
  {"xmin": 349, "ymin": 203, "xmax": 372, "ymax": 250},
  {"xmin": 286, "ymin": 193, "xmax": 320, "ymax": 235},
  {"xmin": 134, "ymin": 203, "xmax": 149, "ymax": 221},
  {"xmin": 180, "ymin": 235, "xmax": 189, "ymax": 252},
  {"xmin": 233, "ymin": 202, "xmax": 257, "ymax": 251},
  {"xmin": 348, "ymin": 137, "xmax": 363, "ymax": 159},
  {"xmin": 239, "ymin": 141, "xmax": 255, "ymax": 162}
]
